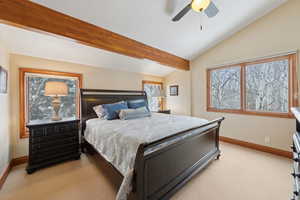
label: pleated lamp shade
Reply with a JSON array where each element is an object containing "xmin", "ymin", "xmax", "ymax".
[
  {"xmin": 44, "ymin": 81, "xmax": 68, "ymax": 97},
  {"xmin": 152, "ymin": 88, "xmax": 166, "ymax": 98}
]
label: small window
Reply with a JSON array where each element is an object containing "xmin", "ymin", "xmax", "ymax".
[
  {"xmin": 20, "ymin": 68, "xmax": 82, "ymax": 138},
  {"xmin": 207, "ymin": 54, "xmax": 298, "ymax": 118},
  {"xmin": 142, "ymin": 80, "xmax": 163, "ymax": 111}
]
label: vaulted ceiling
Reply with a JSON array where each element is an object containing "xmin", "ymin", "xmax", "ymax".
[
  {"xmin": 0, "ymin": 0, "xmax": 288, "ymax": 76},
  {"xmin": 31, "ymin": 0, "xmax": 287, "ymax": 60}
]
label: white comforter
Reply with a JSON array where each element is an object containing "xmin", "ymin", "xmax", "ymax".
[{"xmin": 84, "ymin": 113, "xmax": 212, "ymax": 200}]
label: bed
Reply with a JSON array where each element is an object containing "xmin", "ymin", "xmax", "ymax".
[{"xmin": 80, "ymin": 89, "xmax": 224, "ymax": 200}]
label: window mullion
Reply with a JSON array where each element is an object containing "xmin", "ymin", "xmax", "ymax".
[
  {"xmin": 289, "ymin": 54, "xmax": 298, "ymax": 109},
  {"xmin": 240, "ymin": 64, "xmax": 246, "ymax": 112}
]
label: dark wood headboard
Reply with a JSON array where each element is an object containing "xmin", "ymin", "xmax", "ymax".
[{"xmin": 80, "ymin": 89, "xmax": 148, "ymax": 134}]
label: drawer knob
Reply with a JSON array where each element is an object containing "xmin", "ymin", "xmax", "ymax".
[
  {"xmin": 294, "ymin": 158, "xmax": 300, "ymax": 162},
  {"xmin": 294, "ymin": 191, "xmax": 299, "ymax": 196},
  {"xmin": 292, "ymin": 145, "xmax": 296, "ymax": 152},
  {"xmin": 292, "ymin": 173, "xmax": 300, "ymax": 178}
]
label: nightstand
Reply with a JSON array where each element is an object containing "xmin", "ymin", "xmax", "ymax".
[
  {"xmin": 157, "ymin": 110, "xmax": 171, "ymax": 114},
  {"xmin": 26, "ymin": 118, "xmax": 80, "ymax": 174}
]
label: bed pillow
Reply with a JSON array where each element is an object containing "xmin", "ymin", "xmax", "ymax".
[
  {"xmin": 102, "ymin": 101, "xmax": 128, "ymax": 120},
  {"xmin": 127, "ymin": 99, "xmax": 149, "ymax": 111},
  {"xmin": 119, "ymin": 107, "xmax": 151, "ymax": 120},
  {"xmin": 93, "ymin": 105, "xmax": 107, "ymax": 119}
]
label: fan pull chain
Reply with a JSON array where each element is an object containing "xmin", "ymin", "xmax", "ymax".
[{"xmin": 199, "ymin": 15, "xmax": 203, "ymax": 31}]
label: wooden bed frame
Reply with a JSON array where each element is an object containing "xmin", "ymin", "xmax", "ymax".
[{"xmin": 80, "ymin": 89, "xmax": 224, "ymax": 200}]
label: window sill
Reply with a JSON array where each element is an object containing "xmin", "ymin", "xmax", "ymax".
[{"xmin": 207, "ymin": 108, "xmax": 294, "ymax": 119}]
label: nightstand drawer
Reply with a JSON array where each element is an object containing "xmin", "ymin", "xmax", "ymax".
[
  {"xmin": 30, "ymin": 146, "xmax": 79, "ymax": 164},
  {"xmin": 294, "ymin": 152, "xmax": 300, "ymax": 174},
  {"xmin": 294, "ymin": 161, "xmax": 300, "ymax": 175},
  {"xmin": 30, "ymin": 131, "xmax": 78, "ymax": 143},
  {"xmin": 294, "ymin": 134, "xmax": 300, "ymax": 153},
  {"xmin": 28, "ymin": 153, "xmax": 80, "ymax": 172},
  {"xmin": 57, "ymin": 123, "xmax": 79, "ymax": 133},
  {"xmin": 31, "ymin": 128, "xmax": 45, "ymax": 137},
  {"xmin": 292, "ymin": 194, "xmax": 300, "ymax": 200},
  {"xmin": 31, "ymin": 142, "xmax": 79, "ymax": 154},
  {"xmin": 294, "ymin": 178, "xmax": 300, "ymax": 197},
  {"xmin": 31, "ymin": 136, "xmax": 78, "ymax": 150},
  {"xmin": 31, "ymin": 123, "xmax": 79, "ymax": 137}
]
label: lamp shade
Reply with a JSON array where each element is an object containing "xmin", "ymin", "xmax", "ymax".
[
  {"xmin": 152, "ymin": 88, "xmax": 166, "ymax": 98},
  {"xmin": 160, "ymin": 90, "xmax": 167, "ymax": 98},
  {"xmin": 44, "ymin": 81, "xmax": 68, "ymax": 96}
]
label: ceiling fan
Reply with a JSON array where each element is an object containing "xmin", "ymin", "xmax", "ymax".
[{"xmin": 172, "ymin": 0, "xmax": 219, "ymax": 22}]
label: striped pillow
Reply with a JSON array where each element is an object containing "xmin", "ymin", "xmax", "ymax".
[{"xmin": 119, "ymin": 107, "xmax": 151, "ymax": 120}]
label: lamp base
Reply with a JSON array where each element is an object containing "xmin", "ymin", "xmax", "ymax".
[
  {"xmin": 51, "ymin": 116, "xmax": 62, "ymax": 121},
  {"xmin": 52, "ymin": 96, "xmax": 62, "ymax": 121}
]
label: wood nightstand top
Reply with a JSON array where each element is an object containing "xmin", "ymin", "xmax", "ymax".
[{"xmin": 27, "ymin": 117, "xmax": 79, "ymax": 127}]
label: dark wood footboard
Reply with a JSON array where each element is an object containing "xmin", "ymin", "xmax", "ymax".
[{"xmin": 134, "ymin": 117, "xmax": 224, "ymax": 200}]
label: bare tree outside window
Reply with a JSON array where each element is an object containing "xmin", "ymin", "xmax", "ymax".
[
  {"xmin": 246, "ymin": 59, "xmax": 289, "ymax": 113},
  {"xmin": 207, "ymin": 54, "xmax": 297, "ymax": 117},
  {"xmin": 27, "ymin": 76, "xmax": 78, "ymax": 122},
  {"xmin": 143, "ymin": 83, "xmax": 162, "ymax": 111},
  {"xmin": 210, "ymin": 66, "xmax": 241, "ymax": 110}
]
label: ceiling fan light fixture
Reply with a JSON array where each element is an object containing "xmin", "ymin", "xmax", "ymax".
[{"xmin": 191, "ymin": 0, "xmax": 211, "ymax": 12}]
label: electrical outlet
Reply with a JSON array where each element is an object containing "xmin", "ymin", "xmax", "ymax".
[{"xmin": 264, "ymin": 136, "xmax": 271, "ymax": 144}]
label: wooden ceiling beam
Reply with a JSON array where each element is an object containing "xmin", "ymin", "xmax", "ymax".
[{"xmin": 0, "ymin": 0, "xmax": 189, "ymax": 70}]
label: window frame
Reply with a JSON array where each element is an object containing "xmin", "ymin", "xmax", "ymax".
[
  {"xmin": 207, "ymin": 54, "xmax": 298, "ymax": 118},
  {"xmin": 19, "ymin": 68, "xmax": 83, "ymax": 138},
  {"xmin": 142, "ymin": 80, "xmax": 163, "ymax": 111}
]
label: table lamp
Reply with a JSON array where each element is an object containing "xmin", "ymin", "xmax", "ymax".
[
  {"xmin": 44, "ymin": 81, "xmax": 68, "ymax": 121},
  {"xmin": 152, "ymin": 88, "xmax": 166, "ymax": 110}
]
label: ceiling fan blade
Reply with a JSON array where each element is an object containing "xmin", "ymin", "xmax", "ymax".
[
  {"xmin": 204, "ymin": 1, "xmax": 219, "ymax": 18},
  {"xmin": 172, "ymin": 4, "xmax": 191, "ymax": 22}
]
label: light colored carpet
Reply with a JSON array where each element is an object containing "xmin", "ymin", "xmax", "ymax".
[{"xmin": 0, "ymin": 142, "xmax": 292, "ymax": 200}]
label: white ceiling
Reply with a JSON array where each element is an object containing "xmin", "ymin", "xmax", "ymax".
[
  {"xmin": 0, "ymin": 24, "xmax": 175, "ymax": 76},
  {"xmin": 31, "ymin": 0, "xmax": 287, "ymax": 60}
]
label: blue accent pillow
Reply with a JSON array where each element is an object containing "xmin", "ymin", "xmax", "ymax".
[
  {"xmin": 127, "ymin": 99, "xmax": 149, "ymax": 111},
  {"xmin": 102, "ymin": 101, "xmax": 128, "ymax": 120}
]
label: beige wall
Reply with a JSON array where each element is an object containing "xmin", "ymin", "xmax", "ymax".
[
  {"xmin": 165, "ymin": 71, "xmax": 191, "ymax": 115},
  {"xmin": 0, "ymin": 44, "xmax": 11, "ymax": 175},
  {"xmin": 10, "ymin": 54, "xmax": 163, "ymax": 158},
  {"xmin": 191, "ymin": 0, "xmax": 299, "ymax": 151}
]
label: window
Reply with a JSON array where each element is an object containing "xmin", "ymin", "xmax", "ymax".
[
  {"xmin": 20, "ymin": 68, "xmax": 82, "ymax": 138},
  {"xmin": 210, "ymin": 66, "xmax": 241, "ymax": 110},
  {"xmin": 142, "ymin": 80, "xmax": 163, "ymax": 111},
  {"xmin": 245, "ymin": 59, "xmax": 289, "ymax": 113},
  {"xmin": 207, "ymin": 54, "xmax": 298, "ymax": 118}
]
